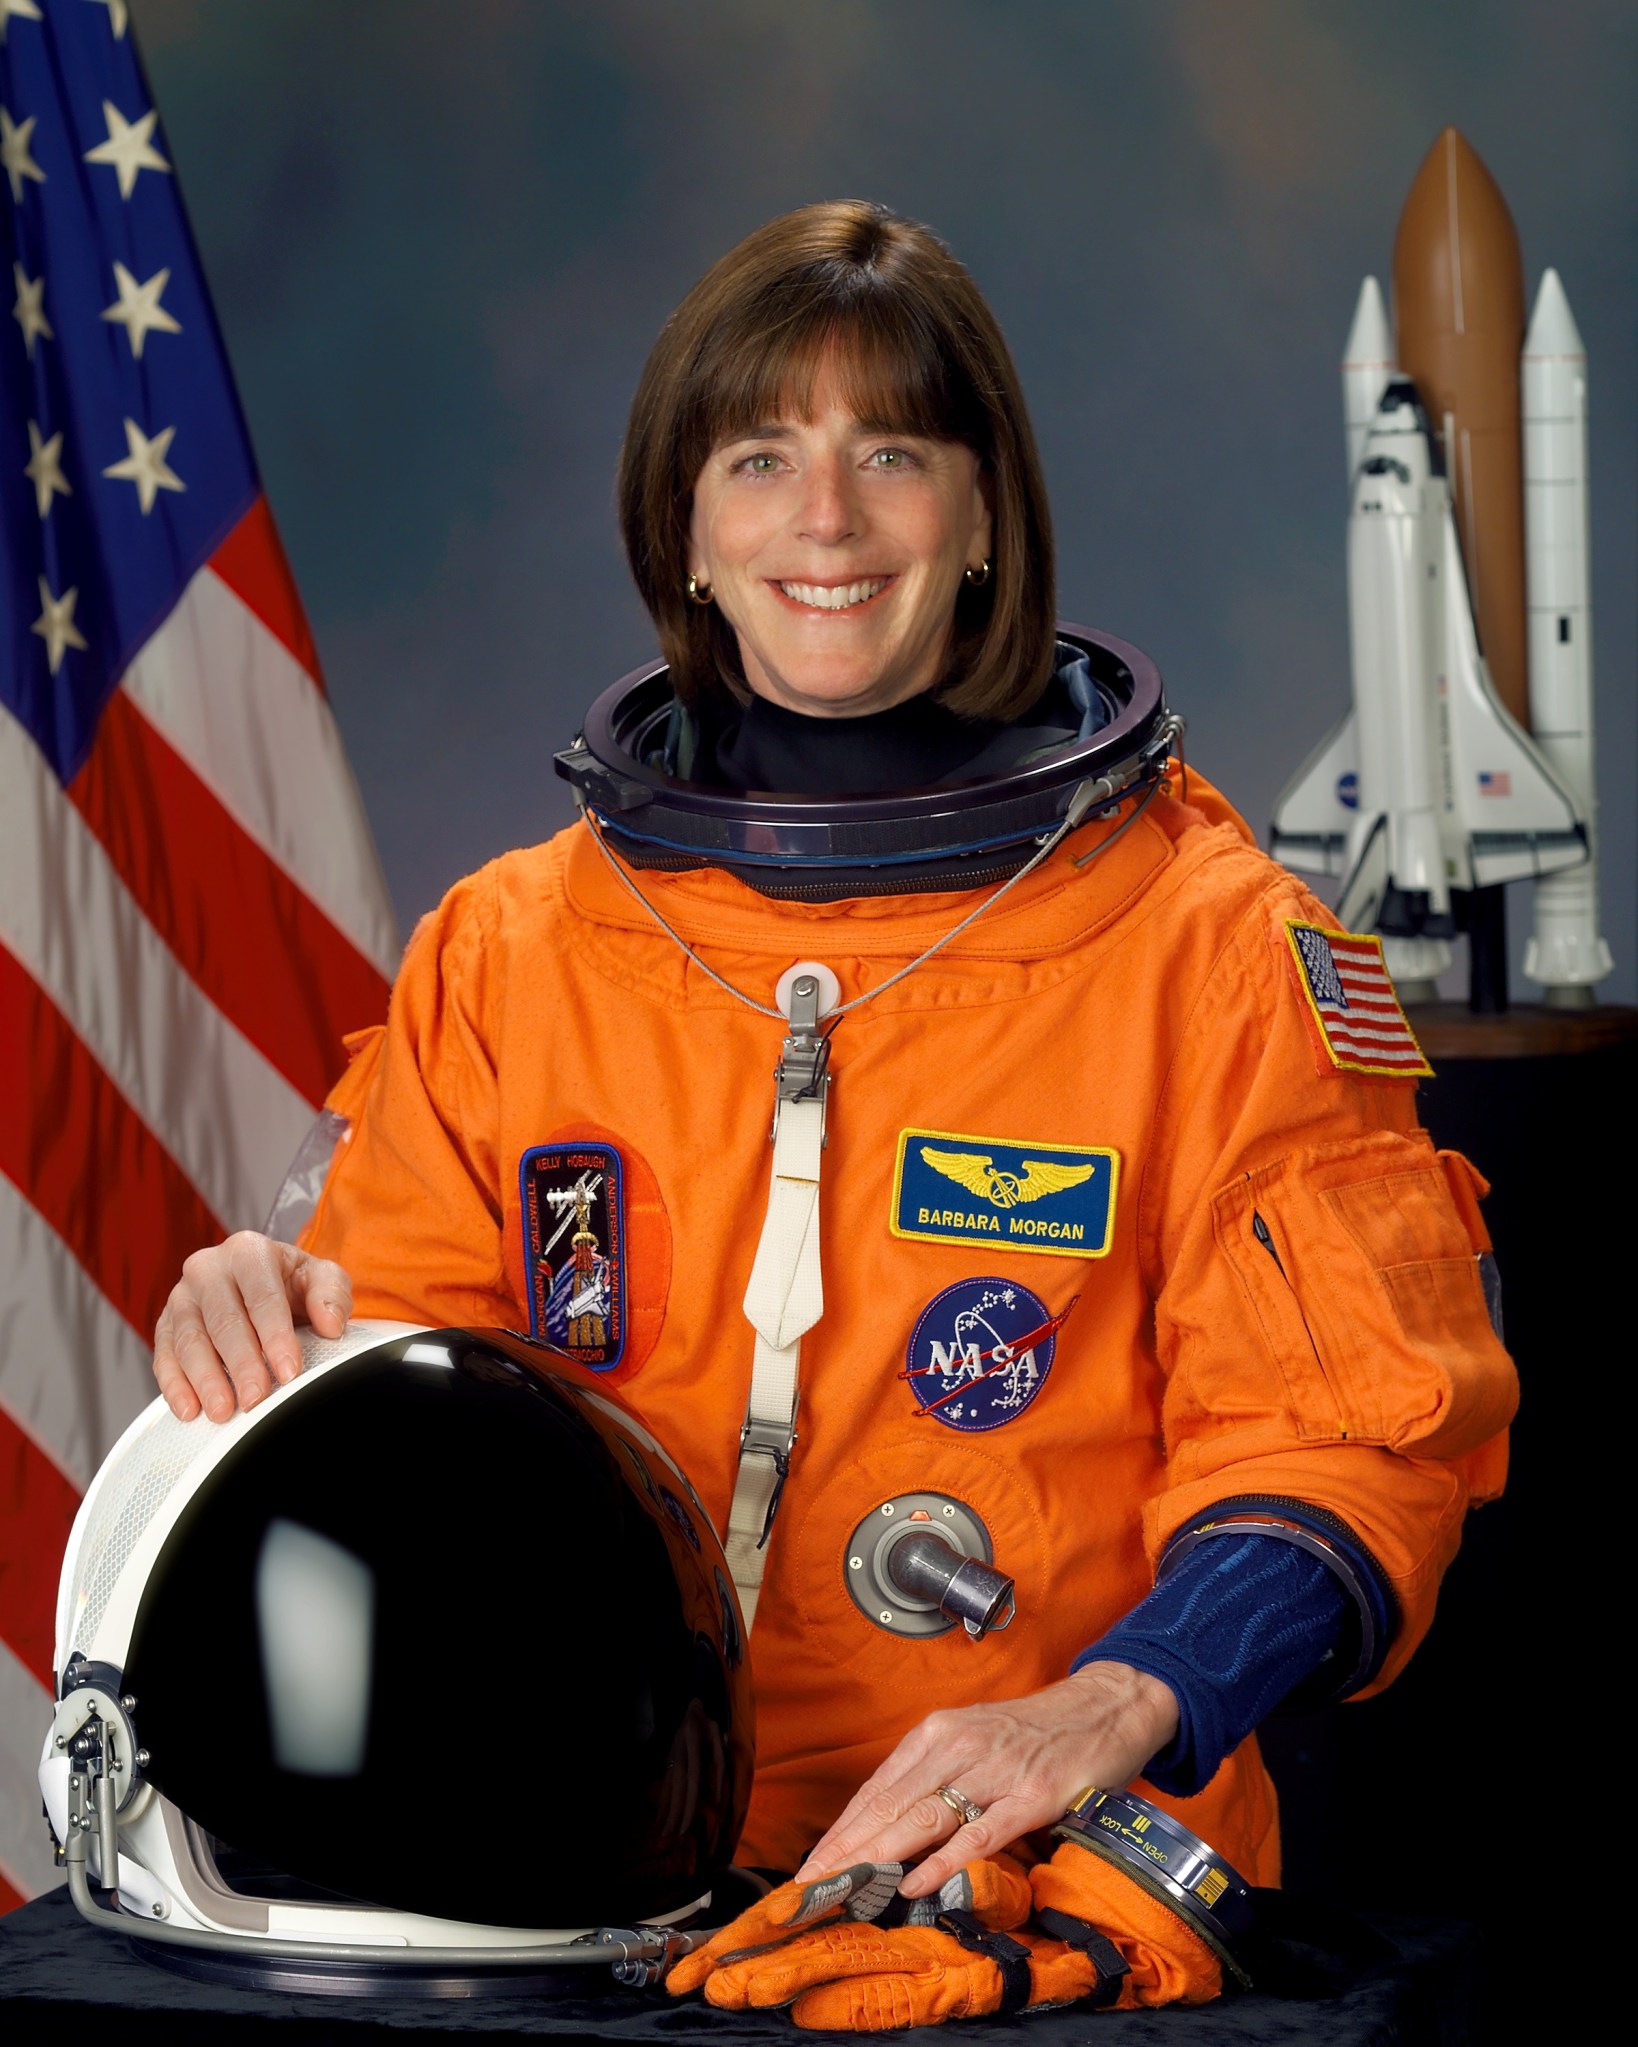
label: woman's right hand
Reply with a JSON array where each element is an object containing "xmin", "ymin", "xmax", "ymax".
[{"xmin": 153, "ymin": 1233, "xmax": 353, "ymax": 1422}]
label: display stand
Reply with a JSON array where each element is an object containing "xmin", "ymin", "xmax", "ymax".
[{"xmin": 1260, "ymin": 1002, "xmax": 1638, "ymax": 2038}]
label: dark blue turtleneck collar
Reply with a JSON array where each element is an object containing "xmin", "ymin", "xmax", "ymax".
[{"xmin": 693, "ymin": 641, "xmax": 1109, "ymax": 796}]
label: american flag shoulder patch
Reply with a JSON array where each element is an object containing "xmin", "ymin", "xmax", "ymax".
[{"xmin": 1283, "ymin": 922, "xmax": 1432, "ymax": 1079}]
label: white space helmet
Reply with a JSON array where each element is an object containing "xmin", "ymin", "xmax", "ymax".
[{"xmin": 40, "ymin": 1321, "xmax": 753, "ymax": 1988}]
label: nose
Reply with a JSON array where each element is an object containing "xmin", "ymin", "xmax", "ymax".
[{"xmin": 795, "ymin": 453, "xmax": 860, "ymax": 547}]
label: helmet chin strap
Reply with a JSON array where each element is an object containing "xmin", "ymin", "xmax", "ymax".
[{"xmin": 575, "ymin": 774, "xmax": 1162, "ymax": 1626}]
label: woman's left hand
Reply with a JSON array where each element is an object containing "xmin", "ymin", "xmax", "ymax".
[{"xmin": 795, "ymin": 1661, "xmax": 1180, "ymax": 1898}]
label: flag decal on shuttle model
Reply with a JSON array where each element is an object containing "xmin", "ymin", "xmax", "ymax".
[
  {"xmin": 1, "ymin": 7, "xmax": 397, "ymax": 1910},
  {"xmin": 1284, "ymin": 924, "xmax": 1432, "ymax": 1079}
]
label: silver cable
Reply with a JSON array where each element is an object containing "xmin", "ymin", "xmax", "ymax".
[{"xmin": 578, "ymin": 773, "xmax": 1162, "ymax": 1026}]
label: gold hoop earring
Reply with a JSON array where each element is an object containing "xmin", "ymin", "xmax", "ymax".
[
  {"xmin": 964, "ymin": 559, "xmax": 991, "ymax": 588},
  {"xmin": 687, "ymin": 574, "xmax": 714, "ymax": 605}
]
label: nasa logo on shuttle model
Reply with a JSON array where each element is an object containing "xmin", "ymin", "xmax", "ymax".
[{"xmin": 901, "ymin": 1278, "xmax": 1071, "ymax": 1432}]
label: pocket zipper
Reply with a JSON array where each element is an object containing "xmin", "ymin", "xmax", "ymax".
[
  {"xmin": 1251, "ymin": 1210, "xmax": 1286, "ymax": 1276},
  {"xmin": 1250, "ymin": 1208, "xmax": 1345, "ymax": 1437}
]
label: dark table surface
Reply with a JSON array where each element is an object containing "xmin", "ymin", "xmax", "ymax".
[{"xmin": 2, "ymin": 1885, "xmax": 1482, "ymax": 2044}]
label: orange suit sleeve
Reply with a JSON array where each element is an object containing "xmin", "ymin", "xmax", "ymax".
[
  {"xmin": 1139, "ymin": 875, "xmax": 1518, "ymax": 1689},
  {"xmin": 298, "ymin": 863, "xmax": 518, "ymax": 1329}
]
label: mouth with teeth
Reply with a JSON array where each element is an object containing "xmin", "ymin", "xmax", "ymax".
[{"xmin": 773, "ymin": 576, "xmax": 894, "ymax": 613}]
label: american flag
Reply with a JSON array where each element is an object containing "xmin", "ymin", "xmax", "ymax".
[
  {"xmin": 1, "ymin": 3, "xmax": 396, "ymax": 1908},
  {"xmin": 1285, "ymin": 923, "xmax": 1432, "ymax": 1078}
]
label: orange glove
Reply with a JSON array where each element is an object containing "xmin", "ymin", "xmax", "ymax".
[
  {"xmin": 1029, "ymin": 1835, "xmax": 1226, "ymax": 2010},
  {"xmin": 670, "ymin": 1856, "xmax": 1062, "ymax": 2030}
]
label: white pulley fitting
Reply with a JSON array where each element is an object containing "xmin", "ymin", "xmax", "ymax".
[{"xmin": 775, "ymin": 961, "xmax": 841, "ymax": 1020}]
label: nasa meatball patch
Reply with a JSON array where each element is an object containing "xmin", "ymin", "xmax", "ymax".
[
  {"xmin": 891, "ymin": 1127, "xmax": 1118, "ymax": 1258},
  {"xmin": 903, "ymin": 1277, "xmax": 1070, "ymax": 1431},
  {"xmin": 519, "ymin": 1142, "xmax": 626, "ymax": 1369}
]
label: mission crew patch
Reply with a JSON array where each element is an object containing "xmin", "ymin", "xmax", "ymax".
[
  {"xmin": 519, "ymin": 1141, "xmax": 627, "ymax": 1369},
  {"xmin": 891, "ymin": 1127, "xmax": 1118, "ymax": 1259}
]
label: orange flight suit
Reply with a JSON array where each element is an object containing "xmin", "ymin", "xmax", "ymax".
[{"xmin": 301, "ymin": 771, "xmax": 1516, "ymax": 1884}]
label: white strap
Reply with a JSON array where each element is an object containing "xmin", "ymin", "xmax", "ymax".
[{"xmin": 725, "ymin": 1093, "xmax": 825, "ymax": 1629}]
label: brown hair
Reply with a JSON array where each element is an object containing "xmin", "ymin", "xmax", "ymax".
[{"xmin": 618, "ymin": 200, "xmax": 1056, "ymax": 720}]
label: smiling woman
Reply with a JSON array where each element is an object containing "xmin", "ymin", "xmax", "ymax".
[
  {"xmin": 150, "ymin": 198, "xmax": 1517, "ymax": 2022},
  {"xmin": 685, "ymin": 378, "xmax": 991, "ymax": 718},
  {"xmin": 618, "ymin": 200, "xmax": 1053, "ymax": 721}
]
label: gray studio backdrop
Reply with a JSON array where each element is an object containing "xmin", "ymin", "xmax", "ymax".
[{"xmin": 133, "ymin": 0, "xmax": 1635, "ymax": 1003}]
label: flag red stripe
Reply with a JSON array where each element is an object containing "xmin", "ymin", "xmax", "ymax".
[
  {"xmin": 1328, "ymin": 1042, "xmax": 1426, "ymax": 1063},
  {"xmin": 0, "ymin": 1867, "xmax": 24, "ymax": 1914},
  {"xmin": 208, "ymin": 495, "xmax": 324, "ymax": 688},
  {"xmin": 67, "ymin": 692, "xmax": 390, "ymax": 1112},
  {"xmin": 0, "ymin": 1405, "xmax": 80, "ymax": 1692},
  {"xmin": 1325, "ymin": 1040, "xmax": 1426, "ymax": 1064},
  {"xmin": 0, "ymin": 947, "xmax": 224, "ymax": 1341}
]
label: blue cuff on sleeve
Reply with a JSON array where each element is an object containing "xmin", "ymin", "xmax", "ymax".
[{"xmin": 1071, "ymin": 1533, "xmax": 1348, "ymax": 1797}]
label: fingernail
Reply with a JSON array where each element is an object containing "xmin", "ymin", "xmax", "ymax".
[
  {"xmin": 241, "ymin": 1382, "xmax": 263, "ymax": 1411},
  {"xmin": 206, "ymin": 1393, "xmax": 232, "ymax": 1422},
  {"xmin": 320, "ymin": 1297, "xmax": 345, "ymax": 1324}
]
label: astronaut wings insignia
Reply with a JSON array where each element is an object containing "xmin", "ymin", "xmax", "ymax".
[
  {"xmin": 894, "ymin": 1130, "xmax": 1119, "ymax": 1257},
  {"xmin": 919, "ymin": 1147, "xmax": 1098, "ymax": 1208}
]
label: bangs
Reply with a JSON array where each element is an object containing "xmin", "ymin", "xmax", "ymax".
[{"xmin": 687, "ymin": 296, "xmax": 992, "ymax": 465}]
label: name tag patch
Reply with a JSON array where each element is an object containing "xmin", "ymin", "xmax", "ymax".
[
  {"xmin": 902, "ymin": 1277, "xmax": 1071, "ymax": 1431},
  {"xmin": 519, "ymin": 1141, "xmax": 626, "ymax": 1370},
  {"xmin": 891, "ymin": 1127, "xmax": 1118, "ymax": 1259}
]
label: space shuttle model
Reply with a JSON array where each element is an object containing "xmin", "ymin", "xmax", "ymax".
[{"xmin": 1271, "ymin": 129, "xmax": 1611, "ymax": 1005}]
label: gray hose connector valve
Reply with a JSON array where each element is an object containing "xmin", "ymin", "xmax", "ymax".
[{"xmin": 885, "ymin": 1532, "xmax": 1015, "ymax": 1639}]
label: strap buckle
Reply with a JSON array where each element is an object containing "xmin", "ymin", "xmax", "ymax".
[
  {"xmin": 772, "ymin": 973, "xmax": 832, "ymax": 1139},
  {"xmin": 740, "ymin": 1407, "xmax": 798, "ymax": 1548}
]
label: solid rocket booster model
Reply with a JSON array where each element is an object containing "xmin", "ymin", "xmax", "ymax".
[
  {"xmin": 1271, "ymin": 129, "xmax": 1610, "ymax": 1002},
  {"xmin": 1519, "ymin": 271, "xmax": 1613, "ymax": 992}
]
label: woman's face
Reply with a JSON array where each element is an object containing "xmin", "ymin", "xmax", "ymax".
[{"xmin": 687, "ymin": 358, "xmax": 992, "ymax": 718}]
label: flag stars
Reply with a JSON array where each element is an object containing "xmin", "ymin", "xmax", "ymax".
[
  {"xmin": 0, "ymin": 1, "xmax": 44, "ymax": 43},
  {"xmin": 103, "ymin": 417, "xmax": 185, "ymax": 513},
  {"xmin": 83, "ymin": 100, "xmax": 169, "ymax": 200},
  {"xmin": 25, "ymin": 422, "xmax": 72, "ymax": 518},
  {"xmin": 12, "ymin": 262, "xmax": 52, "ymax": 355},
  {"xmin": 102, "ymin": 263, "xmax": 182, "ymax": 358},
  {"xmin": 2, "ymin": 104, "xmax": 46, "ymax": 203},
  {"xmin": 86, "ymin": 0, "xmax": 129, "ymax": 35},
  {"xmin": 32, "ymin": 577, "xmax": 88, "ymax": 676}
]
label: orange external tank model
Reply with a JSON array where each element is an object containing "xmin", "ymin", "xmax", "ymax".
[{"xmin": 1393, "ymin": 128, "xmax": 1530, "ymax": 729}]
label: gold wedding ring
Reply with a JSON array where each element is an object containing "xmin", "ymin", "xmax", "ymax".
[{"xmin": 933, "ymin": 1783, "xmax": 985, "ymax": 1825}]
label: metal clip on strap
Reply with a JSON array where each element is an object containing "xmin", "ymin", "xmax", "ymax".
[
  {"xmin": 774, "ymin": 977, "xmax": 832, "ymax": 1128},
  {"xmin": 739, "ymin": 1411, "xmax": 796, "ymax": 1547}
]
